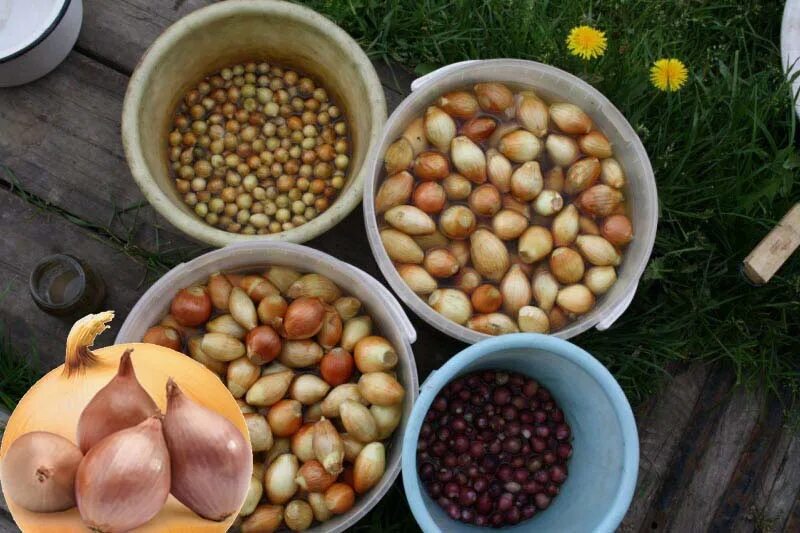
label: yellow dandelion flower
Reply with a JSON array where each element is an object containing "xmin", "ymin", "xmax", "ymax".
[
  {"xmin": 566, "ymin": 25, "xmax": 607, "ymax": 60},
  {"xmin": 650, "ymin": 58, "xmax": 688, "ymax": 92}
]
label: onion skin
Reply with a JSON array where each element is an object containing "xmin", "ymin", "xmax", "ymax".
[
  {"xmin": 76, "ymin": 349, "xmax": 159, "ymax": 453},
  {"xmin": 1, "ymin": 431, "xmax": 83, "ymax": 512},
  {"xmin": 163, "ymin": 378, "xmax": 252, "ymax": 522},
  {"xmin": 75, "ymin": 416, "xmax": 170, "ymax": 532}
]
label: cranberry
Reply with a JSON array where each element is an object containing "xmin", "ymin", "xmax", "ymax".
[
  {"xmin": 493, "ymin": 386, "xmax": 511, "ymax": 405},
  {"xmin": 473, "ymin": 477, "xmax": 489, "ymax": 493},
  {"xmin": 551, "ymin": 408, "xmax": 565, "ymax": 422},
  {"xmin": 443, "ymin": 454, "xmax": 458, "ymax": 468},
  {"xmin": 504, "ymin": 481, "xmax": 522, "ymax": 494},
  {"xmin": 522, "ymin": 504, "xmax": 537, "ymax": 519},
  {"xmin": 546, "ymin": 483, "xmax": 560, "ymax": 496},
  {"xmin": 543, "ymin": 451, "xmax": 557, "ymax": 465},
  {"xmin": 476, "ymin": 493, "xmax": 493, "ymax": 514},
  {"xmin": 513, "ymin": 468, "xmax": 529, "ymax": 483},
  {"xmin": 489, "ymin": 440, "xmax": 503, "ymax": 455},
  {"xmin": 520, "ymin": 410, "xmax": 534, "ymax": 424},
  {"xmin": 444, "ymin": 482, "xmax": 460, "ymax": 499},
  {"xmin": 490, "ymin": 513, "xmax": 504, "ymax": 527},
  {"xmin": 534, "ymin": 469, "xmax": 550, "ymax": 484},
  {"xmin": 497, "ymin": 465, "xmax": 513, "ymax": 482},
  {"xmin": 460, "ymin": 508, "xmax": 475, "ymax": 523},
  {"xmin": 533, "ymin": 410, "xmax": 547, "ymax": 423},
  {"xmin": 420, "ymin": 462, "xmax": 434, "ymax": 480},
  {"xmin": 446, "ymin": 503, "xmax": 460, "ymax": 520},
  {"xmin": 537, "ymin": 388, "xmax": 551, "ymax": 401},
  {"xmin": 431, "ymin": 441, "xmax": 446, "ymax": 457},
  {"xmin": 523, "ymin": 480, "xmax": 542, "ymax": 494},
  {"xmin": 459, "ymin": 487, "xmax": 477, "ymax": 506},
  {"xmin": 532, "ymin": 437, "xmax": 547, "ymax": 453},
  {"xmin": 557, "ymin": 443, "xmax": 573, "ymax": 459},
  {"xmin": 497, "ymin": 492, "xmax": 514, "ymax": 511},
  {"xmin": 428, "ymin": 482, "xmax": 442, "ymax": 497},
  {"xmin": 501, "ymin": 405, "xmax": 518, "ymax": 420},
  {"xmin": 437, "ymin": 427, "xmax": 451, "ymax": 441},
  {"xmin": 535, "ymin": 493, "xmax": 551, "ymax": 509},
  {"xmin": 433, "ymin": 396, "xmax": 448, "ymax": 411},
  {"xmin": 469, "ymin": 441, "xmax": 485, "ymax": 458},
  {"xmin": 437, "ymin": 469, "xmax": 453, "ymax": 482},
  {"xmin": 475, "ymin": 514, "xmax": 489, "ymax": 526},
  {"xmin": 527, "ymin": 457, "xmax": 543, "ymax": 472},
  {"xmin": 511, "ymin": 395, "xmax": 528, "ymax": 409},
  {"xmin": 550, "ymin": 464, "xmax": 567, "ymax": 484},
  {"xmin": 453, "ymin": 435, "xmax": 470, "ymax": 453},
  {"xmin": 503, "ymin": 437, "xmax": 522, "ymax": 453},
  {"xmin": 555, "ymin": 423, "xmax": 571, "ymax": 440},
  {"xmin": 535, "ymin": 425, "xmax": 550, "ymax": 438},
  {"xmin": 523, "ymin": 379, "xmax": 539, "ymax": 397},
  {"xmin": 507, "ymin": 506, "xmax": 521, "ymax": 524}
]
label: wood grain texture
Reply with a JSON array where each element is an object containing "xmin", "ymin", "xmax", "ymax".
[
  {"xmin": 666, "ymin": 386, "xmax": 765, "ymax": 532},
  {"xmin": 619, "ymin": 364, "xmax": 710, "ymax": 532},
  {"xmin": 0, "ymin": 189, "xmax": 146, "ymax": 370}
]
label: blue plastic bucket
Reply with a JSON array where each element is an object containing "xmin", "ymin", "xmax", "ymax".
[{"xmin": 402, "ymin": 334, "xmax": 639, "ymax": 532}]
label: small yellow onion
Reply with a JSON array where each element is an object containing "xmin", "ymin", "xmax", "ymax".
[
  {"xmin": 313, "ymin": 418, "xmax": 345, "ymax": 475},
  {"xmin": 240, "ymin": 477, "xmax": 263, "ymax": 517},
  {"xmin": 451, "ymin": 136, "xmax": 487, "ymax": 183},
  {"xmin": 242, "ymin": 504, "xmax": 284, "ymax": 533},
  {"xmin": 470, "ymin": 229, "xmax": 510, "ymax": 281},
  {"xmin": 549, "ymin": 247, "xmax": 586, "ymax": 284},
  {"xmin": 308, "ymin": 492, "xmax": 332, "ymax": 523},
  {"xmin": 283, "ymin": 297, "xmax": 326, "ymax": 340},
  {"xmin": 257, "ymin": 295, "xmax": 288, "ymax": 330},
  {"xmin": 576, "ymin": 235, "xmax": 622, "ymax": 266},
  {"xmin": 471, "ymin": 284, "xmax": 503, "ymax": 314},
  {"xmin": 340, "ymin": 315, "xmax": 373, "ymax": 352},
  {"xmin": 552, "ymin": 204, "xmax": 580, "ymax": 247},
  {"xmin": 518, "ymin": 226, "xmax": 553, "ymax": 263},
  {"xmin": 454, "ymin": 267, "xmax": 482, "ymax": 295},
  {"xmin": 474, "ymin": 82, "xmax": 514, "ymax": 114},
  {"xmin": 577, "ymin": 184, "xmax": 624, "ymax": 217},
  {"xmin": 208, "ymin": 272, "xmax": 233, "ymax": 311},
  {"xmin": 339, "ymin": 400, "xmax": 379, "ymax": 443},
  {"xmin": 515, "ymin": 91, "xmax": 549, "ymax": 137},
  {"xmin": 144, "ymin": 324, "xmax": 181, "ymax": 351},
  {"xmin": 584, "ymin": 266, "xmax": 618, "ymax": 295},
  {"xmin": 413, "ymin": 151, "xmax": 450, "ymax": 181},
  {"xmin": 486, "ymin": 148, "xmax": 512, "ymax": 192},
  {"xmin": 533, "ymin": 189, "xmax": 564, "ymax": 217},
  {"xmin": 556, "ymin": 284, "xmax": 595, "ymax": 314},
  {"xmin": 397, "ymin": 264, "xmax": 438, "ymax": 295},
  {"xmin": 202, "ymin": 332, "xmax": 246, "ymax": 362},
  {"xmin": 544, "ymin": 166, "xmax": 565, "ymax": 192},
  {"xmin": 402, "ymin": 117, "xmax": 428, "ymax": 155},
  {"xmin": 317, "ymin": 305, "xmax": 343, "ymax": 349},
  {"xmin": 468, "ymin": 184, "xmax": 502, "ymax": 217},
  {"xmin": 492, "ymin": 209, "xmax": 529, "ymax": 240},
  {"xmin": 206, "ymin": 314, "xmax": 247, "ymax": 339},
  {"xmin": 244, "ymin": 413, "xmax": 273, "ymax": 452},
  {"xmin": 518, "ymin": 306, "xmax": 550, "ymax": 333},
  {"xmin": 371, "ymin": 403, "xmax": 403, "ymax": 439},
  {"xmin": 460, "ymin": 116, "xmax": 498, "ymax": 143},
  {"xmin": 267, "ymin": 399, "xmax": 303, "ymax": 437},
  {"xmin": 532, "ymin": 268, "xmax": 560, "ymax": 311},
  {"xmin": 295, "ymin": 460, "xmax": 336, "ymax": 493},
  {"xmin": 385, "ymin": 205, "xmax": 437, "ymax": 235},
  {"xmin": 381, "ymin": 228, "xmax": 424, "ymax": 264},
  {"xmin": 437, "ymin": 91, "xmax": 479, "ymax": 119},
  {"xmin": 510, "ymin": 161, "xmax": 544, "ymax": 201},
  {"xmin": 549, "ymin": 102, "xmax": 592, "ymax": 134},
  {"xmin": 384, "ymin": 138, "xmax": 413, "ymax": 175},
  {"xmin": 290, "ymin": 424, "xmax": 316, "ymax": 462},
  {"xmin": 246, "ymin": 369, "xmax": 293, "ymax": 407},
  {"xmin": 467, "ymin": 313, "xmax": 519, "ymax": 335},
  {"xmin": 565, "ymin": 157, "xmax": 601, "ymax": 195},
  {"xmin": 545, "ymin": 134, "xmax": 580, "ymax": 167},
  {"xmin": 289, "ymin": 374, "xmax": 331, "ymax": 405},
  {"xmin": 287, "ymin": 274, "xmax": 342, "ymax": 304},
  {"xmin": 332, "ymin": 296, "xmax": 361, "ymax": 321},
  {"xmin": 265, "ymin": 266, "xmax": 302, "ymax": 295},
  {"xmin": 284, "ymin": 499, "xmax": 313, "ymax": 531},
  {"xmin": 414, "ymin": 230, "xmax": 450, "ymax": 251},
  {"xmin": 412, "ymin": 181, "xmax": 447, "ymax": 214},
  {"xmin": 429, "ymin": 288, "xmax": 473, "ymax": 325},
  {"xmin": 320, "ymin": 383, "xmax": 367, "ymax": 418},
  {"xmin": 375, "ymin": 171, "xmax": 414, "ymax": 214},
  {"xmin": 358, "ymin": 372, "xmax": 405, "ymax": 406},
  {"xmin": 502, "ymin": 195, "xmax": 531, "ymax": 218},
  {"xmin": 579, "ymin": 131, "xmax": 613, "ymax": 158},
  {"xmin": 324, "ymin": 483, "xmax": 355, "ymax": 515},
  {"xmin": 549, "ymin": 306, "xmax": 569, "ymax": 331},
  {"xmin": 264, "ymin": 453, "xmax": 299, "ymax": 504},
  {"xmin": 499, "ymin": 265, "xmax": 532, "ymax": 317},
  {"xmin": 353, "ymin": 442, "xmax": 386, "ymax": 494},
  {"xmin": 440, "ymin": 205, "xmax": 477, "ymax": 240},
  {"xmin": 424, "ymin": 106, "xmax": 457, "ymax": 152},
  {"xmin": 447, "ymin": 240, "xmax": 471, "ymax": 268},
  {"xmin": 600, "ymin": 157, "xmax": 626, "ymax": 189},
  {"xmin": 227, "ymin": 357, "xmax": 261, "ymax": 398},
  {"xmin": 498, "ymin": 129, "xmax": 542, "ymax": 162},
  {"xmin": 579, "ymin": 215, "xmax": 601, "ymax": 235},
  {"xmin": 354, "ymin": 336, "xmax": 398, "ymax": 373},
  {"xmin": 341, "ymin": 433, "xmax": 365, "ymax": 462},
  {"xmin": 442, "ymin": 173, "xmax": 473, "ymax": 200},
  {"xmin": 229, "ymin": 287, "xmax": 258, "ymax": 330},
  {"xmin": 240, "ymin": 275, "xmax": 279, "ymax": 303},
  {"xmin": 278, "ymin": 340, "xmax": 324, "ymax": 368}
]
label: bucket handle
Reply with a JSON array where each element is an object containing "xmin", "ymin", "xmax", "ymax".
[
  {"xmin": 410, "ymin": 60, "xmax": 484, "ymax": 92},
  {"xmin": 338, "ymin": 261, "xmax": 417, "ymax": 344}
]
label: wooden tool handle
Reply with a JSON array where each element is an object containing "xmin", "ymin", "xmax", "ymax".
[{"xmin": 742, "ymin": 203, "xmax": 800, "ymax": 284}]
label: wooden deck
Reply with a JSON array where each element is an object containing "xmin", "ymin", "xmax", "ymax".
[{"xmin": 0, "ymin": 1, "xmax": 798, "ymax": 531}]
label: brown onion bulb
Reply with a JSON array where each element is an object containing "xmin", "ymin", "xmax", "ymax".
[
  {"xmin": 170, "ymin": 286, "xmax": 212, "ymax": 326},
  {"xmin": 163, "ymin": 378, "xmax": 252, "ymax": 521},
  {"xmin": 1, "ymin": 431, "xmax": 83, "ymax": 512},
  {"xmin": 76, "ymin": 416, "xmax": 170, "ymax": 532},
  {"xmin": 76, "ymin": 349, "xmax": 159, "ymax": 453}
]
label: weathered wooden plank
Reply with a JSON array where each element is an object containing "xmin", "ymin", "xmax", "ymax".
[
  {"xmin": 0, "ymin": 51, "xmax": 198, "ymax": 258},
  {"xmin": 0, "ymin": 410, "xmax": 21, "ymax": 532},
  {"xmin": 665, "ymin": 386, "xmax": 765, "ymax": 532},
  {"xmin": 0, "ymin": 189, "xmax": 147, "ymax": 370},
  {"xmin": 619, "ymin": 364, "xmax": 710, "ymax": 532},
  {"xmin": 727, "ymin": 418, "xmax": 800, "ymax": 532}
]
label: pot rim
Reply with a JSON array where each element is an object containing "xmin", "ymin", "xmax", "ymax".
[
  {"xmin": 121, "ymin": 0, "xmax": 387, "ymax": 247},
  {"xmin": 401, "ymin": 332, "xmax": 639, "ymax": 533},
  {"xmin": 0, "ymin": 0, "xmax": 72, "ymax": 63},
  {"xmin": 363, "ymin": 58, "xmax": 658, "ymax": 344}
]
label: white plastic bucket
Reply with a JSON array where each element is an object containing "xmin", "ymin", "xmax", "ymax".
[
  {"xmin": 363, "ymin": 59, "xmax": 658, "ymax": 344},
  {"xmin": 116, "ymin": 241, "xmax": 419, "ymax": 533}
]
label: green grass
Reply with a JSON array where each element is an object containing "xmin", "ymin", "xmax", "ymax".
[{"xmin": 297, "ymin": 1, "xmax": 800, "ymax": 529}]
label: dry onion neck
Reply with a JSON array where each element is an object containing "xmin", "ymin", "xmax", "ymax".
[{"xmin": 63, "ymin": 311, "xmax": 115, "ymax": 377}]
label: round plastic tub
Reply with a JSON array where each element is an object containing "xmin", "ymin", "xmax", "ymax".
[
  {"xmin": 116, "ymin": 242, "xmax": 419, "ymax": 533},
  {"xmin": 782, "ymin": 0, "xmax": 800, "ymax": 119},
  {"xmin": 363, "ymin": 59, "xmax": 658, "ymax": 343},
  {"xmin": 122, "ymin": 0, "xmax": 387, "ymax": 247},
  {"xmin": 402, "ymin": 333, "xmax": 639, "ymax": 533}
]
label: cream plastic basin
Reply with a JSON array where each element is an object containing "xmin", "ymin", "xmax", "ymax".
[
  {"xmin": 122, "ymin": 0, "xmax": 386, "ymax": 247},
  {"xmin": 116, "ymin": 242, "xmax": 419, "ymax": 533},
  {"xmin": 363, "ymin": 59, "xmax": 658, "ymax": 343}
]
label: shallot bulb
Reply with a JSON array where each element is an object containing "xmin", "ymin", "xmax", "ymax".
[
  {"xmin": 163, "ymin": 378, "xmax": 252, "ymax": 521},
  {"xmin": 76, "ymin": 416, "xmax": 170, "ymax": 532},
  {"xmin": 1, "ymin": 431, "xmax": 83, "ymax": 512},
  {"xmin": 76, "ymin": 349, "xmax": 159, "ymax": 453}
]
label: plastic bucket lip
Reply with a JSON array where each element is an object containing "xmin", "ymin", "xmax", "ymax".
[
  {"xmin": 401, "ymin": 333, "xmax": 639, "ymax": 533},
  {"xmin": 363, "ymin": 58, "xmax": 659, "ymax": 344},
  {"xmin": 116, "ymin": 241, "xmax": 418, "ymax": 533}
]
